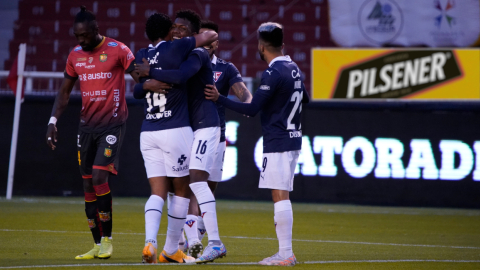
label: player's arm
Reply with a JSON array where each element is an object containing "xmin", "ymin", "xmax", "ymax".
[
  {"xmin": 193, "ymin": 31, "xmax": 218, "ymax": 48},
  {"xmin": 230, "ymin": 82, "xmax": 252, "ymax": 103},
  {"xmin": 126, "ymin": 61, "xmax": 139, "ymax": 83},
  {"xmin": 46, "ymin": 75, "xmax": 76, "ymax": 150},
  {"xmin": 133, "ymin": 78, "xmax": 171, "ymax": 99},
  {"xmin": 149, "ymin": 53, "xmax": 203, "ymax": 85}
]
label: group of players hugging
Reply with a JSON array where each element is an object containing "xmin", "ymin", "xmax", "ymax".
[{"xmin": 46, "ymin": 5, "xmax": 308, "ymax": 266}]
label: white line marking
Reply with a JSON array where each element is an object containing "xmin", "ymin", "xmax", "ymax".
[
  {"xmin": 2, "ymin": 229, "xmax": 479, "ymax": 250},
  {"xmin": 1, "ymin": 260, "xmax": 480, "ymax": 269}
]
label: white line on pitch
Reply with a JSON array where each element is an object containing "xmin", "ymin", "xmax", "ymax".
[
  {"xmin": 1, "ymin": 260, "xmax": 480, "ymax": 269},
  {"xmin": 1, "ymin": 228, "xmax": 480, "ymax": 250}
]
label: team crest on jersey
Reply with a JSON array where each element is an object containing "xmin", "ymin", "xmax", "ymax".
[
  {"xmin": 100, "ymin": 54, "xmax": 107, "ymax": 62},
  {"xmin": 213, "ymin": 72, "xmax": 222, "ymax": 82},
  {"xmin": 104, "ymin": 148, "xmax": 112, "ymax": 157},
  {"xmin": 107, "ymin": 42, "xmax": 118, "ymax": 47},
  {"xmin": 185, "ymin": 219, "xmax": 196, "ymax": 228},
  {"xmin": 74, "ymin": 46, "xmax": 82, "ymax": 51}
]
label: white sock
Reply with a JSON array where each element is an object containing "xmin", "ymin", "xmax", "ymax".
[
  {"xmin": 163, "ymin": 195, "xmax": 190, "ymax": 255},
  {"xmin": 184, "ymin": 214, "xmax": 200, "ymax": 243},
  {"xmin": 274, "ymin": 200, "xmax": 293, "ymax": 258},
  {"xmin": 197, "ymin": 215, "xmax": 206, "ymax": 241},
  {"xmin": 190, "ymin": 182, "xmax": 220, "ymax": 242},
  {"xmin": 167, "ymin": 192, "xmax": 174, "ymax": 210},
  {"xmin": 144, "ymin": 195, "xmax": 164, "ymax": 249},
  {"xmin": 179, "ymin": 227, "xmax": 186, "ymax": 246}
]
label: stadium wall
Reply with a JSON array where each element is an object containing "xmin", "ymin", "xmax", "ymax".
[{"xmin": 1, "ymin": 97, "xmax": 480, "ymax": 208}]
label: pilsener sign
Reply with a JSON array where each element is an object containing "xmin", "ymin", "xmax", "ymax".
[{"xmin": 311, "ymin": 49, "xmax": 480, "ymax": 99}]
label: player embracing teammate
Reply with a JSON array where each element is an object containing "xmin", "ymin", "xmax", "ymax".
[{"xmin": 205, "ymin": 22, "xmax": 309, "ymax": 266}]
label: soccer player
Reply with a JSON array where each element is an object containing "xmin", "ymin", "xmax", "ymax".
[
  {"xmin": 138, "ymin": 10, "xmax": 227, "ymax": 264},
  {"xmin": 45, "ymin": 6, "xmax": 138, "ymax": 259},
  {"xmin": 204, "ymin": 22, "xmax": 309, "ymax": 266},
  {"xmin": 133, "ymin": 13, "xmax": 218, "ymax": 264},
  {"xmin": 181, "ymin": 19, "xmax": 253, "ymax": 253}
]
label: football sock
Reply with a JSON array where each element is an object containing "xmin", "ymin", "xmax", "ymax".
[
  {"xmin": 167, "ymin": 192, "xmax": 174, "ymax": 209},
  {"xmin": 144, "ymin": 195, "xmax": 164, "ymax": 249},
  {"xmin": 84, "ymin": 192, "xmax": 102, "ymax": 244},
  {"xmin": 164, "ymin": 195, "xmax": 190, "ymax": 255},
  {"xmin": 189, "ymin": 182, "xmax": 220, "ymax": 242},
  {"xmin": 94, "ymin": 183, "xmax": 112, "ymax": 237},
  {"xmin": 197, "ymin": 215, "xmax": 206, "ymax": 241},
  {"xmin": 184, "ymin": 214, "xmax": 200, "ymax": 243},
  {"xmin": 274, "ymin": 200, "xmax": 293, "ymax": 258}
]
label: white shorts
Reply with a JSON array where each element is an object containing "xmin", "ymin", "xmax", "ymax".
[
  {"xmin": 189, "ymin": 127, "xmax": 220, "ymax": 174},
  {"xmin": 140, "ymin": 126, "xmax": 193, "ymax": 178},
  {"xmin": 208, "ymin": 140, "xmax": 226, "ymax": 182},
  {"xmin": 258, "ymin": 150, "xmax": 300, "ymax": 192}
]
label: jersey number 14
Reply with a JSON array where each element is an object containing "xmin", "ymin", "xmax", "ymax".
[{"xmin": 146, "ymin": 92, "xmax": 167, "ymax": 114}]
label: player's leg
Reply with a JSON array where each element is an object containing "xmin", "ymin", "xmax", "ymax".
[
  {"xmin": 189, "ymin": 127, "xmax": 226, "ymax": 263},
  {"xmin": 258, "ymin": 151, "xmax": 300, "ymax": 266},
  {"xmin": 184, "ymin": 195, "xmax": 202, "ymax": 258},
  {"xmin": 75, "ymin": 131, "xmax": 102, "ymax": 260},
  {"xmin": 157, "ymin": 127, "xmax": 195, "ymax": 263},
  {"xmin": 140, "ymin": 130, "xmax": 172, "ymax": 263},
  {"xmin": 91, "ymin": 124, "xmax": 126, "ymax": 259}
]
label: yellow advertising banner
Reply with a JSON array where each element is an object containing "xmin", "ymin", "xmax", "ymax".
[{"xmin": 311, "ymin": 49, "xmax": 480, "ymax": 99}]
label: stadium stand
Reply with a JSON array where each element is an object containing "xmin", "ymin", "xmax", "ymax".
[{"xmin": 4, "ymin": 0, "xmax": 335, "ymax": 93}]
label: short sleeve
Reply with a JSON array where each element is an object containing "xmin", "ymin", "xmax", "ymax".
[
  {"xmin": 227, "ymin": 63, "xmax": 243, "ymax": 88},
  {"xmin": 65, "ymin": 54, "xmax": 78, "ymax": 78},
  {"xmin": 118, "ymin": 43, "xmax": 135, "ymax": 71}
]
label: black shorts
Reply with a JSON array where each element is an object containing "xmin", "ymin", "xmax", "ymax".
[{"xmin": 77, "ymin": 124, "xmax": 126, "ymax": 179}]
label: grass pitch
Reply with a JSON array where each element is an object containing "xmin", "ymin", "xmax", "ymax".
[{"xmin": 0, "ymin": 197, "xmax": 479, "ymax": 269}]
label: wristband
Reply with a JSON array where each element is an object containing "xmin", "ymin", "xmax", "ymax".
[{"xmin": 48, "ymin": 116, "xmax": 57, "ymax": 126}]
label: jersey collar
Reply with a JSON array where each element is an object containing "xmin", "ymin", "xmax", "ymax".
[
  {"xmin": 268, "ymin": 55, "xmax": 291, "ymax": 67},
  {"xmin": 211, "ymin": 54, "xmax": 217, "ymax": 65},
  {"xmin": 92, "ymin": 36, "xmax": 106, "ymax": 51},
  {"xmin": 149, "ymin": 40, "xmax": 166, "ymax": 49}
]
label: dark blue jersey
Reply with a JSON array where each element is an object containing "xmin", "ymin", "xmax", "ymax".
[
  {"xmin": 211, "ymin": 55, "xmax": 243, "ymax": 142},
  {"xmin": 147, "ymin": 47, "xmax": 220, "ymax": 131},
  {"xmin": 133, "ymin": 37, "xmax": 196, "ymax": 132},
  {"xmin": 216, "ymin": 56, "xmax": 307, "ymax": 153}
]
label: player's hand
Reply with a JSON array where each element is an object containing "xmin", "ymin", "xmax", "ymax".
[
  {"xmin": 143, "ymin": 79, "xmax": 172, "ymax": 94},
  {"xmin": 46, "ymin": 124, "xmax": 57, "ymax": 150},
  {"xmin": 135, "ymin": 58, "xmax": 150, "ymax": 77},
  {"xmin": 204, "ymin": 84, "xmax": 219, "ymax": 102}
]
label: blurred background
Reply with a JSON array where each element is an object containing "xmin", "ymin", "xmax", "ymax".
[{"xmin": 1, "ymin": 0, "xmax": 480, "ymax": 208}]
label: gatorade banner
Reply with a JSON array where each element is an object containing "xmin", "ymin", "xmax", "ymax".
[
  {"xmin": 328, "ymin": 0, "xmax": 480, "ymax": 47},
  {"xmin": 311, "ymin": 48, "xmax": 480, "ymax": 99}
]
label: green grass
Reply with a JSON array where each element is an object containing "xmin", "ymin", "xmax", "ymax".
[{"xmin": 0, "ymin": 197, "xmax": 479, "ymax": 269}]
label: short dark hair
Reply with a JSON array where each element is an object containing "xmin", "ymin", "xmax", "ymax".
[
  {"xmin": 145, "ymin": 13, "xmax": 173, "ymax": 42},
  {"xmin": 257, "ymin": 22, "xmax": 283, "ymax": 48},
  {"xmin": 175, "ymin": 9, "xmax": 201, "ymax": 34},
  {"xmin": 200, "ymin": 20, "xmax": 219, "ymax": 33},
  {"xmin": 74, "ymin": 5, "xmax": 97, "ymax": 27}
]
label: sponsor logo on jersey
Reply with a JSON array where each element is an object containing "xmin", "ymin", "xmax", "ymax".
[
  {"xmin": 146, "ymin": 110, "xmax": 172, "ymax": 119},
  {"xmin": 185, "ymin": 220, "xmax": 196, "ymax": 228},
  {"xmin": 83, "ymin": 90, "xmax": 107, "ymax": 97},
  {"xmin": 266, "ymin": 70, "xmax": 273, "ymax": 75},
  {"xmin": 332, "ymin": 50, "xmax": 461, "ymax": 98},
  {"xmin": 108, "ymin": 42, "xmax": 118, "ymax": 47},
  {"xmin": 121, "ymin": 44, "xmax": 128, "ymax": 50},
  {"xmin": 178, "ymin": 154, "xmax": 187, "ymax": 165},
  {"xmin": 172, "ymin": 164, "xmax": 189, "ymax": 172},
  {"xmin": 289, "ymin": 130, "xmax": 302, "ymax": 138},
  {"xmin": 77, "ymin": 57, "xmax": 87, "ymax": 61},
  {"xmin": 74, "ymin": 46, "xmax": 82, "ymax": 51},
  {"xmin": 99, "ymin": 211, "xmax": 111, "ymax": 222},
  {"xmin": 292, "ymin": 68, "xmax": 301, "ymax": 79},
  {"xmin": 87, "ymin": 219, "xmax": 96, "ymax": 229},
  {"xmin": 76, "ymin": 62, "xmax": 86, "ymax": 67},
  {"xmin": 79, "ymin": 72, "xmax": 113, "ymax": 81},
  {"xmin": 127, "ymin": 51, "xmax": 134, "ymax": 60},
  {"xmin": 104, "ymin": 148, "xmax": 112, "ymax": 157},
  {"xmin": 259, "ymin": 85, "xmax": 270, "ymax": 91},
  {"xmin": 213, "ymin": 72, "xmax": 222, "ymax": 82},
  {"xmin": 88, "ymin": 57, "xmax": 94, "ymax": 64},
  {"xmin": 106, "ymin": 135, "xmax": 117, "ymax": 145},
  {"xmin": 100, "ymin": 53, "xmax": 107, "ymax": 62},
  {"xmin": 113, "ymin": 89, "xmax": 120, "ymax": 117},
  {"xmin": 148, "ymin": 52, "xmax": 159, "ymax": 64}
]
